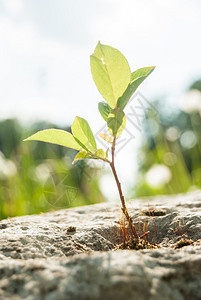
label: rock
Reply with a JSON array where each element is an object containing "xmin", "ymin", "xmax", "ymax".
[{"xmin": 0, "ymin": 190, "xmax": 201, "ymax": 299}]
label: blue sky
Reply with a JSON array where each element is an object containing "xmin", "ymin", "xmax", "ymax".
[{"xmin": 0, "ymin": 0, "xmax": 201, "ymax": 199}]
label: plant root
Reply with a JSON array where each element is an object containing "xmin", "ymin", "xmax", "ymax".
[{"xmin": 115, "ymin": 238, "xmax": 158, "ymax": 250}]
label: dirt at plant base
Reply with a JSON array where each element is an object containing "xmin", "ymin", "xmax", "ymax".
[{"xmin": 0, "ymin": 190, "xmax": 201, "ymax": 300}]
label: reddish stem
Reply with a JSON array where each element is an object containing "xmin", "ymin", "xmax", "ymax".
[{"xmin": 109, "ymin": 137, "xmax": 139, "ymax": 240}]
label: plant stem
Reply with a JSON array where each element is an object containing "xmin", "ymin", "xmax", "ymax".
[{"xmin": 109, "ymin": 137, "xmax": 139, "ymax": 240}]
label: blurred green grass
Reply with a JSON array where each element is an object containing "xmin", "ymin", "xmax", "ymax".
[
  {"xmin": 0, "ymin": 119, "xmax": 105, "ymax": 220},
  {"xmin": 133, "ymin": 80, "xmax": 201, "ymax": 197}
]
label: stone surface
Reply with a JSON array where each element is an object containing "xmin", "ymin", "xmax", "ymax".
[{"xmin": 0, "ymin": 190, "xmax": 201, "ymax": 299}]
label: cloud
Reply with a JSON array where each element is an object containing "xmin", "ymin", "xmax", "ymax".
[
  {"xmin": 89, "ymin": 0, "xmax": 200, "ymax": 44},
  {"xmin": 0, "ymin": 15, "xmax": 90, "ymax": 123},
  {"xmin": 2, "ymin": 0, "xmax": 24, "ymax": 16},
  {"xmin": 0, "ymin": 0, "xmax": 201, "ymax": 125}
]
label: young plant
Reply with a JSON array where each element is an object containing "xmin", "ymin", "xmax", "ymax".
[{"xmin": 24, "ymin": 42, "xmax": 155, "ymax": 241}]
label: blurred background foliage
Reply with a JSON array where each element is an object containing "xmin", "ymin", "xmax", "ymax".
[
  {"xmin": 0, "ymin": 120, "xmax": 105, "ymax": 220},
  {"xmin": 133, "ymin": 80, "xmax": 201, "ymax": 197},
  {"xmin": 0, "ymin": 79, "xmax": 200, "ymax": 220}
]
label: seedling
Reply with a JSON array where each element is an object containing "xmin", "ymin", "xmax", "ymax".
[{"xmin": 24, "ymin": 42, "xmax": 155, "ymax": 241}]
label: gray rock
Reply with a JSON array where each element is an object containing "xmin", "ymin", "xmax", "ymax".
[{"xmin": 0, "ymin": 190, "xmax": 201, "ymax": 299}]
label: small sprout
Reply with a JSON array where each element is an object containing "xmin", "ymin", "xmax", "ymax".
[
  {"xmin": 24, "ymin": 42, "xmax": 155, "ymax": 241},
  {"xmin": 115, "ymin": 238, "xmax": 158, "ymax": 250}
]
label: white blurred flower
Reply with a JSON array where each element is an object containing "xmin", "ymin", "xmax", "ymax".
[
  {"xmin": 180, "ymin": 130, "xmax": 197, "ymax": 149},
  {"xmin": 179, "ymin": 89, "xmax": 201, "ymax": 113},
  {"xmin": 165, "ymin": 127, "xmax": 180, "ymax": 142},
  {"xmin": 163, "ymin": 152, "xmax": 177, "ymax": 166},
  {"xmin": 34, "ymin": 163, "xmax": 51, "ymax": 182},
  {"xmin": 145, "ymin": 164, "xmax": 172, "ymax": 188},
  {"xmin": 0, "ymin": 151, "xmax": 17, "ymax": 179}
]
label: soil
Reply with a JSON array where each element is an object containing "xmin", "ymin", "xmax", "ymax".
[{"xmin": 0, "ymin": 190, "xmax": 201, "ymax": 300}]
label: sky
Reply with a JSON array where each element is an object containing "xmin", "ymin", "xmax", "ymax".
[{"xmin": 0, "ymin": 0, "xmax": 201, "ymax": 199}]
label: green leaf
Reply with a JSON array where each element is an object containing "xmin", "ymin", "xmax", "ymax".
[
  {"xmin": 107, "ymin": 108, "xmax": 126, "ymax": 137},
  {"xmin": 24, "ymin": 129, "xmax": 83, "ymax": 151},
  {"xmin": 99, "ymin": 133, "xmax": 113, "ymax": 144},
  {"xmin": 90, "ymin": 41, "xmax": 131, "ymax": 108},
  {"xmin": 72, "ymin": 151, "xmax": 92, "ymax": 164},
  {"xmin": 98, "ymin": 102, "xmax": 112, "ymax": 121},
  {"xmin": 94, "ymin": 149, "xmax": 106, "ymax": 159},
  {"xmin": 130, "ymin": 66, "xmax": 155, "ymax": 82},
  {"xmin": 117, "ymin": 66, "xmax": 155, "ymax": 110},
  {"xmin": 72, "ymin": 149, "xmax": 107, "ymax": 164},
  {"xmin": 72, "ymin": 117, "xmax": 97, "ymax": 153}
]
